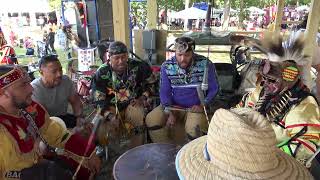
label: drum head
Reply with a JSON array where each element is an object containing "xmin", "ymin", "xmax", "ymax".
[{"xmin": 113, "ymin": 143, "xmax": 181, "ymax": 180}]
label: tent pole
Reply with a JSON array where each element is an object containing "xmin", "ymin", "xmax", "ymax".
[
  {"xmin": 302, "ymin": 0, "xmax": 320, "ymax": 88},
  {"xmin": 184, "ymin": 0, "xmax": 190, "ymax": 31},
  {"xmin": 274, "ymin": 0, "xmax": 285, "ymax": 35}
]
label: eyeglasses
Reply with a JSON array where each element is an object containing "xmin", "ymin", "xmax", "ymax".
[{"xmin": 262, "ymin": 76, "xmax": 278, "ymax": 83}]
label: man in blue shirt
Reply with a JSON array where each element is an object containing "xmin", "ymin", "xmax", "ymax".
[{"xmin": 146, "ymin": 37, "xmax": 219, "ymax": 143}]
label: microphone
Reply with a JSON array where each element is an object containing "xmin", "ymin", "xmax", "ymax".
[
  {"xmin": 201, "ymin": 63, "xmax": 208, "ymax": 92},
  {"xmin": 197, "ymin": 85, "xmax": 209, "ymax": 123},
  {"xmin": 196, "ymin": 86, "xmax": 205, "ymax": 106}
]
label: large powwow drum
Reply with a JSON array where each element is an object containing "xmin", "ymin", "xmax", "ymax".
[{"xmin": 113, "ymin": 143, "xmax": 180, "ymax": 180}]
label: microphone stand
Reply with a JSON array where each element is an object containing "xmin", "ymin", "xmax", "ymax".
[
  {"xmin": 196, "ymin": 86, "xmax": 209, "ymax": 123},
  {"xmin": 198, "ymin": 61, "xmax": 210, "ymax": 123}
]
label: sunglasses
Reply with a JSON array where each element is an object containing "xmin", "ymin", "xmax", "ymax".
[{"xmin": 262, "ymin": 76, "xmax": 278, "ymax": 83}]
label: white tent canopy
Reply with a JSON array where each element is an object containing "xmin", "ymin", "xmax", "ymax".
[
  {"xmin": 170, "ymin": 7, "xmax": 207, "ymax": 19},
  {"xmin": 0, "ymin": 0, "xmax": 50, "ymax": 13},
  {"xmin": 296, "ymin": 5, "xmax": 309, "ymax": 12},
  {"xmin": 246, "ymin": 6, "xmax": 265, "ymax": 14},
  {"xmin": 167, "ymin": 10, "xmax": 177, "ymax": 18}
]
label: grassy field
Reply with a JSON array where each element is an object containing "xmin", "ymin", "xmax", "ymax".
[
  {"xmin": 14, "ymin": 41, "xmax": 264, "ymax": 77},
  {"xmin": 14, "ymin": 47, "xmax": 69, "ymax": 73}
]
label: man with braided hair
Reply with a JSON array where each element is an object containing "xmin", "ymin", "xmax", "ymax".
[
  {"xmin": 237, "ymin": 33, "xmax": 320, "ymax": 164},
  {"xmin": 0, "ymin": 65, "xmax": 101, "ymax": 179}
]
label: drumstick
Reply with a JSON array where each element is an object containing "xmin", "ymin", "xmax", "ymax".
[
  {"xmin": 166, "ymin": 106, "xmax": 208, "ymax": 113},
  {"xmin": 165, "ymin": 106, "xmax": 191, "ymax": 112},
  {"xmin": 305, "ymin": 147, "xmax": 320, "ymax": 168}
]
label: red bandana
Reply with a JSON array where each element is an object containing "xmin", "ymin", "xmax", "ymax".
[{"xmin": 0, "ymin": 67, "xmax": 26, "ymax": 89}]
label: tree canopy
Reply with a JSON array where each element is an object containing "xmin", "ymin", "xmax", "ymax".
[
  {"xmin": 49, "ymin": 0, "xmax": 312, "ymax": 14},
  {"xmin": 48, "ymin": 0, "xmax": 61, "ymax": 11},
  {"xmin": 156, "ymin": 0, "xmax": 311, "ymax": 11}
]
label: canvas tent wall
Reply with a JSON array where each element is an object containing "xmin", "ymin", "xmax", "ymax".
[{"xmin": 0, "ymin": 0, "xmax": 50, "ymax": 25}]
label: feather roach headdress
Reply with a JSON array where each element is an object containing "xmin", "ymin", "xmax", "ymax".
[
  {"xmin": 233, "ymin": 32, "xmax": 309, "ymax": 85},
  {"xmin": 248, "ymin": 32, "xmax": 309, "ymax": 66}
]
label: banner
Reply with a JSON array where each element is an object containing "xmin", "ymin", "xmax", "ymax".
[{"xmin": 78, "ymin": 48, "xmax": 95, "ymax": 71}]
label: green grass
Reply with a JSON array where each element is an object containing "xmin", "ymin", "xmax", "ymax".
[
  {"xmin": 14, "ymin": 47, "xmax": 69, "ymax": 74},
  {"xmin": 14, "ymin": 41, "xmax": 263, "ymax": 77}
]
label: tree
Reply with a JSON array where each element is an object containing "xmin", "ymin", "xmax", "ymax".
[
  {"xmin": 130, "ymin": 2, "xmax": 148, "ymax": 27},
  {"xmin": 222, "ymin": 0, "xmax": 231, "ymax": 30},
  {"xmin": 157, "ymin": 0, "xmax": 185, "ymax": 11},
  {"xmin": 48, "ymin": 0, "xmax": 61, "ymax": 11}
]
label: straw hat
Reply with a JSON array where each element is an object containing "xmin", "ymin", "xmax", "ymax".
[{"xmin": 175, "ymin": 108, "xmax": 313, "ymax": 180}]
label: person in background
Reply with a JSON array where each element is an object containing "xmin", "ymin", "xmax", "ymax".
[
  {"xmin": 0, "ymin": 27, "xmax": 17, "ymax": 65},
  {"xmin": 63, "ymin": 23, "xmax": 80, "ymax": 60},
  {"xmin": 47, "ymin": 28, "xmax": 56, "ymax": 54},
  {"xmin": 39, "ymin": 16, "xmax": 45, "ymax": 30},
  {"xmin": 42, "ymin": 30, "xmax": 48, "ymax": 54},
  {"xmin": 8, "ymin": 30, "xmax": 16, "ymax": 46},
  {"xmin": 24, "ymin": 36, "xmax": 34, "ymax": 55},
  {"xmin": 0, "ymin": 26, "xmax": 7, "ymax": 47}
]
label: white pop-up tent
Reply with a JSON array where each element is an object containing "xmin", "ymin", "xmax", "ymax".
[
  {"xmin": 246, "ymin": 6, "xmax": 265, "ymax": 14},
  {"xmin": 0, "ymin": 0, "xmax": 50, "ymax": 13},
  {"xmin": 170, "ymin": 7, "xmax": 207, "ymax": 19},
  {"xmin": 296, "ymin": 5, "xmax": 309, "ymax": 12}
]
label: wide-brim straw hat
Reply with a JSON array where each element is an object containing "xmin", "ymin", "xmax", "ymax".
[{"xmin": 175, "ymin": 108, "xmax": 313, "ymax": 180}]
